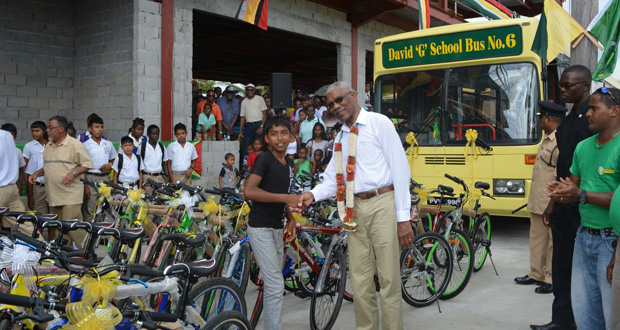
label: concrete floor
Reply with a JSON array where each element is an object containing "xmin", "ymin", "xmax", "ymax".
[{"xmin": 245, "ymin": 217, "xmax": 555, "ymax": 330}]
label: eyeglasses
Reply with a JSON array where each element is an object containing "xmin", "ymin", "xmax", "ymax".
[
  {"xmin": 559, "ymin": 81, "xmax": 588, "ymax": 89},
  {"xmin": 327, "ymin": 91, "xmax": 352, "ymax": 110},
  {"xmin": 601, "ymin": 87, "xmax": 620, "ymax": 105},
  {"xmin": 47, "ymin": 125, "xmax": 60, "ymax": 131}
]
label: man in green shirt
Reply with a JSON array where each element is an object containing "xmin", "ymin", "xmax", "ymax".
[{"xmin": 547, "ymin": 87, "xmax": 620, "ymax": 330}]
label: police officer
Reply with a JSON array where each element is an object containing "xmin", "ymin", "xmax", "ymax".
[
  {"xmin": 515, "ymin": 102, "xmax": 566, "ymax": 294},
  {"xmin": 531, "ymin": 65, "xmax": 593, "ymax": 330}
]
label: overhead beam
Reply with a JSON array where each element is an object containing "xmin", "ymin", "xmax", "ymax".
[{"xmin": 405, "ymin": 0, "xmax": 465, "ymax": 25}]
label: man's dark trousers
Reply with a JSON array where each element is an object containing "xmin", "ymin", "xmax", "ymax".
[{"xmin": 549, "ymin": 202, "xmax": 581, "ymax": 328}]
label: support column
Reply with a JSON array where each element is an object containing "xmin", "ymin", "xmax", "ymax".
[
  {"xmin": 351, "ymin": 25, "xmax": 358, "ymax": 92},
  {"xmin": 161, "ymin": 0, "xmax": 174, "ymax": 140}
]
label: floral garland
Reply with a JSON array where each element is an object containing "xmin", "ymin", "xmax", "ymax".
[{"xmin": 335, "ymin": 124, "xmax": 359, "ymax": 231}]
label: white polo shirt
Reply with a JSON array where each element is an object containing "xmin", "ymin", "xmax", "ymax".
[
  {"xmin": 143, "ymin": 142, "xmax": 169, "ymax": 174},
  {"xmin": 166, "ymin": 141, "xmax": 198, "ymax": 172},
  {"xmin": 84, "ymin": 138, "xmax": 117, "ymax": 174},
  {"xmin": 112, "ymin": 153, "xmax": 143, "ymax": 184},
  {"xmin": 240, "ymin": 96, "xmax": 267, "ymax": 123},
  {"xmin": 23, "ymin": 140, "xmax": 46, "ymax": 160},
  {"xmin": 0, "ymin": 131, "xmax": 20, "ymax": 187},
  {"xmin": 24, "ymin": 149, "xmax": 45, "ymax": 184}
]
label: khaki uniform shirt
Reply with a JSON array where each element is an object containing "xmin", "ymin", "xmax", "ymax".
[
  {"xmin": 43, "ymin": 136, "xmax": 93, "ymax": 207},
  {"xmin": 527, "ymin": 130, "xmax": 558, "ymax": 215}
]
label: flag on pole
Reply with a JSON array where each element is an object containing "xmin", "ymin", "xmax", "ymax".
[
  {"xmin": 588, "ymin": 0, "xmax": 620, "ymax": 81},
  {"xmin": 236, "ymin": 0, "xmax": 269, "ymax": 31},
  {"xmin": 191, "ymin": 141, "xmax": 202, "ymax": 179},
  {"xmin": 459, "ymin": 0, "xmax": 516, "ymax": 20},
  {"xmin": 418, "ymin": 0, "xmax": 431, "ymax": 29},
  {"xmin": 531, "ymin": 0, "xmax": 584, "ymax": 64}
]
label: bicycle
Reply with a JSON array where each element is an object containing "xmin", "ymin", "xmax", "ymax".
[{"xmin": 443, "ymin": 174, "xmax": 498, "ymax": 274}]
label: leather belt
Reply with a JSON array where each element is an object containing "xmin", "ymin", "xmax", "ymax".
[
  {"xmin": 87, "ymin": 172, "xmax": 108, "ymax": 177},
  {"xmin": 582, "ymin": 226, "xmax": 616, "ymax": 236},
  {"xmin": 142, "ymin": 171, "xmax": 161, "ymax": 176},
  {"xmin": 354, "ymin": 184, "xmax": 394, "ymax": 200},
  {"xmin": 35, "ymin": 182, "xmax": 45, "ymax": 187},
  {"xmin": 172, "ymin": 170, "xmax": 188, "ymax": 175}
]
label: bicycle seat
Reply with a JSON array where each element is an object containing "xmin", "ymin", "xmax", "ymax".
[
  {"xmin": 411, "ymin": 195, "xmax": 420, "ymax": 206},
  {"xmin": 159, "ymin": 233, "xmax": 206, "ymax": 247},
  {"xmin": 91, "ymin": 222, "xmax": 115, "ymax": 232},
  {"xmin": 475, "ymin": 182, "xmax": 490, "ymax": 190},
  {"xmin": 437, "ymin": 185, "xmax": 454, "ymax": 194},
  {"xmin": 163, "ymin": 258, "xmax": 216, "ymax": 278},
  {"xmin": 117, "ymin": 228, "xmax": 145, "ymax": 243},
  {"xmin": 70, "ymin": 221, "xmax": 93, "ymax": 232}
]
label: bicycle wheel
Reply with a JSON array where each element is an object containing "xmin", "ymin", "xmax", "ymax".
[
  {"xmin": 440, "ymin": 228, "xmax": 473, "ymax": 300},
  {"xmin": 342, "ymin": 246, "xmax": 353, "ymax": 302},
  {"xmin": 309, "ymin": 249, "xmax": 346, "ymax": 330},
  {"xmin": 400, "ymin": 232, "xmax": 453, "ymax": 307},
  {"xmin": 0, "ymin": 318, "xmax": 10, "ymax": 330},
  {"xmin": 188, "ymin": 277, "xmax": 248, "ymax": 320},
  {"xmin": 473, "ymin": 213, "xmax": 491, "ymax": 272},
  {"xmin": 202, "ymin": 310, "xmax": 252, "ymax": 330}
]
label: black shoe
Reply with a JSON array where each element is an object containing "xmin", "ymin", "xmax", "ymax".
[
  {"xmin": 535, "ymin": 283, "xmax": 553, "ymax": 294},
  {"xmin": 530, "ymin": 322, "xmax": 576, "ymax": 330},
  {"xmin": 515, "ymin": 275, "xmax": 544, "ymax": 285}
]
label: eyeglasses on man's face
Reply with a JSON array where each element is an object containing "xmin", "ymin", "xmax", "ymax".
[{"xmin": 327, "ymin": 91, "xmax": 352, "ymax": 110}]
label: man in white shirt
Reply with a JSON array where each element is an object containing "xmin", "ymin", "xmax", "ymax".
[
  {"xmin": 299, "ymin": 81, "xmax": 412, "ymax": 330},
  {"xmin": 0, "ymin": 130, "xmax": 33, "ymax": 235},
  {"xmin": 166, "ymin": 123, "xmax": 198, "ymax": 185},
  {"xmin": 23, "ymin": 121, "xmax": 49, "ymax": 165},
  {"xmin": 239, "ymin": 83, "xmax": 268, "ymax": 156},
  {"xmin": 82, "ymin": 115, "xmax": 117, "ymax": 222},
  {"xmin": 141, "ymin": 125, "xmax": 170, "ymax": 193},
  {"xmin": 313, "ymin": 95, "xmax": 327, "ymax": 119}
]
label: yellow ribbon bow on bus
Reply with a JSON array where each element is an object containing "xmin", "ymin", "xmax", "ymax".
[
  {"xmin": 405, "ymin": 132, "xmax": 419, "ymax": 159},
  {"xmin": 464, "ymin": 129, "xmax": 478, "ymax": 159}
]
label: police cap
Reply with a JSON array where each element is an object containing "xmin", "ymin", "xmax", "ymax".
[{"xmin": 537, "ymin": 101, "xmax": 567, "ymax": 117}]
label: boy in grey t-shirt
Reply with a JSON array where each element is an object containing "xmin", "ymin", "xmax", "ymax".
[{"xmin": 219, "ymin": 153, "xmax": 239, "ymax": 189}]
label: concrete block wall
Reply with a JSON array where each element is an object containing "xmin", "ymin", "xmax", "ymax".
[
  {"xmin": 73, "ymin": 0, "xmax": 134, "ymax": 141},
  {"xmin": 192, "ymin": 141, "xmax": 240, "ymax": 191},
  {"xmin": 172, "ymin": 5, "xmax": 193, "ymax": 133},
  {"xmin": 134, "ymin": 0, "xmax": 162, "ymax": 131},
  {"xmin": 0, "ymin": 0, "xmax": 75, "ymax": 141}
]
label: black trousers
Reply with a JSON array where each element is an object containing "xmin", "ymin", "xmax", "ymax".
[{"xmin": 549, "ymin": 202, "xmax": 581, "ymax": 327}]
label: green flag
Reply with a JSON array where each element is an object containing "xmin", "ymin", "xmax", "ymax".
[{"xmin": 589, "ymin": 0, "xmax": 620, "ymax": 81}]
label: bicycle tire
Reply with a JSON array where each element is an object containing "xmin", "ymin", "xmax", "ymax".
[
  {"xmin": 309, "ymin": 249, "xmax": 346, "ymax": 330},
  {"xmin": 0, "ymin": 318, "xmax": 10, "ymax": 330},
  {"xmin": 473, "ymin": 212, "xmax": 491, "ymax": 272},
  {"xmin": 342, "ymin": 246, "xmax": 353, "ymax": 302},
  {"xmin": 400, "ymin": 232, "xmax": 453, "ymax": 307},
  {"xmin": 188, "ymin": 277, "xmax": 248, "ymax": 319},
  {"xmin": 440, "ymin": 228, "xmax": 473, "ymax": 300},
  {"xmin": 202, "ymin": 310, "xmax": 252, "ymax": 330}
]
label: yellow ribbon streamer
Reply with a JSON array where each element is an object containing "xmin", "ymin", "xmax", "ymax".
[
  {"xmin": 62, "ymin": 301, "xmax": 122, "ymax": 330},
  {"xmin": 469, "ymin": 187, "xmax": 481, "ymax": 210},
  {"xmin": 405, "ymin": 132, "xmax": 419, "ymax": 159},
  {"xmin": 414, "ymin": 187, "xmax": 429, "ymax": 206},
  {"xmin": 464, "ymin": 129, "xmax": 478, "ymax": 159},
  {"xmin": 127, "ymin": 188, "xmax": 148, "ymax": 223},
  {"xmin": 199, "ymin": 196, "xmax": 219, "ymax": 216},
  {"xmin": 98, "ymin": 183, "xmax": 112, "ymax": 200}
]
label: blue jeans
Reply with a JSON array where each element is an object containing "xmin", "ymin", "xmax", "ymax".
[
  {"xmin": 243, "ymin": 121, "xmax": 262, "ymax": 157},
  {"xmin": 571, "ymin": 225, "xmax": 616, "ymax": 330}
]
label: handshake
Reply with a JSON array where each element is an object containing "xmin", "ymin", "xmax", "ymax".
[{"xmin": 287, "ymin": 192, "xmax": 315, "ymax": 213}]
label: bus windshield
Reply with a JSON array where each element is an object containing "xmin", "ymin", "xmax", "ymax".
[{"xmin": 377, "ymin": 62, "xmax": 540, "ymax": 146}]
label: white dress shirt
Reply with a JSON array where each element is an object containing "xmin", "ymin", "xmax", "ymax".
[
  {"xmin": 0, "ymin": 131, "xmax": 20, "ymax": 187},
  {"xmin": 143, "ymin": 142, "xmax": 169, "ymax": 173},
  {"xmin": 25, "ymin": 149, "xmax": 45, "ymax": 184},
  {"xmin": 166, "ymin": 141, "xmax": 198, "ymax": 172},
  {"xmin": 23, "ymin": 140, "xmax": 46, "ymax": 160},
  {"xmin": 84, "ymin": 138, "xmax": 117, "ymax": 174},
  {"xmin": 311, "ymin": 109, "xmax": 411, "ymax": 222},
  {"xmin": 112, "ymin": 153, "xmax": 143, "ymax": 184}
]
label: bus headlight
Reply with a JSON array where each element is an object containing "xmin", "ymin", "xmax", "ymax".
[{"xmin": 494, "ymin": 179, "xmax": 525, "ymax": 196}]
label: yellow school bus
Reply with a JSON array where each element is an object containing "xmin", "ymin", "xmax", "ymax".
[{"xmin": 374, "ymin": 18, "xmax": 564, "ymax": 217}]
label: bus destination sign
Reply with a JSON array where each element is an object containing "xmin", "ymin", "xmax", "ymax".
[{"xmin": 382, "ymin": 25, "xmax": 523, "ymax": 68}]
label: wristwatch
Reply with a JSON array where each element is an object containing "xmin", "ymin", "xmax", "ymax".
[
  {"xmin": 71, "ymin": 171, "xmax": 78, "ymax": 177},
  {"xmin": 578, "ymin": 190, "xmax": 588, "ymax": 205}
]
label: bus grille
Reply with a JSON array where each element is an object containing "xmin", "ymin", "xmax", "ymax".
[{"xmin": 424, "ymin": 156, "xmax": 466, "ymax": 165}]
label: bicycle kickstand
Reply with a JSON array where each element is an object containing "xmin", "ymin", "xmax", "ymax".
[
  {"xmin": 435, "ymin": 298, "xmax": 442, "ymax": 314},
  {"xmin": 482, "ymin": 240, "xmax": 499, "ymax": 276}
]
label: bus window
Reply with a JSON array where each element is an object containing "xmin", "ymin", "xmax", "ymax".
[
  {"xmin": 446, "ymin": 63, "xmax": 540, "ymax": 145},
  {"xmin": 377, "ymin": 69, "xmax": 446, "ymax": 145}
]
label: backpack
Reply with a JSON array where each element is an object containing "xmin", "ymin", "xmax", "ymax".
[{"xmin": 117, "ymin": 153, "xmax": 142, "ymax": 177}]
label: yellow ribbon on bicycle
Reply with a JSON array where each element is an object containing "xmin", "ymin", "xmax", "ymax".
[
  {"xmin": 127, "ymin": 188, "xmax": 148, "ymax": 223},
  {"xmin": 63, "ymin": 301, "xmax": 122, "ymax": 330},
  {"xmin": 78, "ymin": 271, "xmax": 120, "ymax": 305}
]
